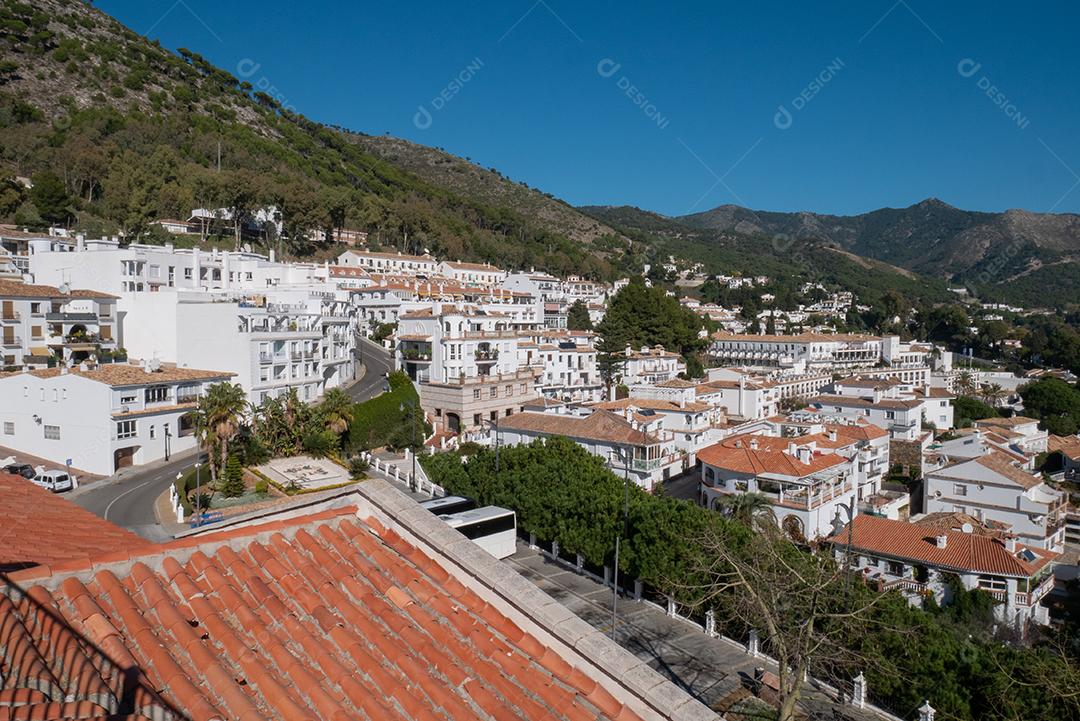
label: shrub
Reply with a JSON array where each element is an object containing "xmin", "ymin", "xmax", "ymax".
[{"xmin": 348, "ymin": 456, "xmax": 369, "ymax": 480}]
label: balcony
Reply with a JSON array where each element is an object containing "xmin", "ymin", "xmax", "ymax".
[
  {"xmin": 0, "ymin": 311, "xmax": 20, "ymax": 322},
  {"xmin": 882, "ymin": 578, "xmax": 927, "ymax": 594},
  {"xmin": 45, "ymin": 312, "xmax": 98, "ymax": 322},
  {"xmin": 1015, "ymin": 575, "xmax": 1055, "ymax": 608},
  {"xmin": 402, "ymin": 349, "xmax": 432, "ymax": 362},
  {"xmin": 1, "ymin": 335, "xmax": 21, "ymax": 347},
  {"xmin": 474, "ymin": 349, "xmax": 499, "ymax": 362}
]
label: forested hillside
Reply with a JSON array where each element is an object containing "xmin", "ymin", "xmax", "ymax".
[{"xmin": 0, "ymin": 0, "xmax": 622, "ymax": 276}]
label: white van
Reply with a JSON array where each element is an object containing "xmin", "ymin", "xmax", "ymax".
[{"xmin": 32, "ymin": 470, "xmax": 74, "ymax": 493}]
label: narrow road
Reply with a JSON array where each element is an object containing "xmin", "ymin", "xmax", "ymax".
[
  {"xmin": 347, "ymin": 335, "xmax": 393, "ymax": 402},
  {"xmin": 72, "ymin": 452, "xmax": 204, "ymax": 541},
  {"xmin": 74, "ymin": 337, "xmax": 393, "ymax": 539}
]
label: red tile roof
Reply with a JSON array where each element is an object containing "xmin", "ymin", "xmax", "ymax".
[
  {"xmin": 828, "ymin": 515, "xmax": 1057, "ymax": 577},
  {"xmin": 499, "ymin": 409, "xmax": 665, "ymax": 446},
  {"xmin": 0, "ymin": 472, "xmax": 149, "ymax": 572},
  {"xmin": 697, "ymin": 435, "xmax": 847, "ymax": 477},
  {"xmin": 0, "ymin": 507, "xmax": 645, "ymax": 721}
]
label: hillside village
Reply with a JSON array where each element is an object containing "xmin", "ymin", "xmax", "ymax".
[{"xmin": 2, "ymin": 3, "xmax": 1080, "ymax": 720}]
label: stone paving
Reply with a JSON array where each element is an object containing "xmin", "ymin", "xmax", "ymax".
[{"xmin": 507, "ymin": 546, "xmax": 900, "ymax": 721}]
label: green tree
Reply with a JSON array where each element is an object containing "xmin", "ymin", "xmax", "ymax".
[
  {"xmin": 316, "ymin": 387, "xmax": 353, "ymax": 448},
  {"xmin": 195, "ymin": 382, "xmax": 249, "ymax": 484},
  {"xmin": 567, "ymin": 299, "xmax": 592, "ymax": 331},
  {"xmin": 1019, "ymin": 378, "xmax": 1080, "ymax": 435},
  {"xmin": 220, "ymin": 454, "xmax": 245, "ymax": 497},
  {"xmin": 29, "ymin": 170, "xmax": 71, "ymax": 225}
]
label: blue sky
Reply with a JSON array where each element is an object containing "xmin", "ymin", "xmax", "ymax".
[{"xmin": 98, "ymin": 1, "xmax": 1080, "ymax": 217}]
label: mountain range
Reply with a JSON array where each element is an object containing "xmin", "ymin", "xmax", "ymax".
[
  {"xmin": 678, "ymin": 199, "xmax": 1080, "ymax": 305},
  {"xmin": 0, "ymin": 0, "xmax": 1077, "ymax": 309}
]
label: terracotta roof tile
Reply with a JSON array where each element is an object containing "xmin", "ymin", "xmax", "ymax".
[
  {"xmin": 498, "ymin": 409, "xmax": 665, "ymax": 445},
  {"xmin": 0, "ymin": 278, "xmax": 117, "ymax": 300},
  {"xmin": 698, "ymin": 434, "xmax": 847, "ymax": 477},
  {"xmin": 6, "ymin": 364, "xmax": 233, "ymax": 387},
  {"xmin": 0, "ymin": 473, "xmax": 149, "ymax": 572},
  {"xmin": 0, "ymin": 507, "xmax": 645, "ymax": 721},
  {"xmin": 829, "ymin": 515, "xmax": 1057, "ymax": 577}
]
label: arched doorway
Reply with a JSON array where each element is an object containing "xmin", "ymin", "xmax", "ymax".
[
  {"xmin": 114, "ymin": 446, "xmax": 138, "ymax": 470},
  {"xmin": 445, "ymin": 413, "xmax": 461, "ymax": 433}
]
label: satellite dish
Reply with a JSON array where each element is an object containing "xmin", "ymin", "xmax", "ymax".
[
  {"xmin": 961, "ymin": 523, "xmax": 973, "ymax": 534},
  {"xmin": 58, "ymin": 282, "xmax": 70, "ymax": 295}
]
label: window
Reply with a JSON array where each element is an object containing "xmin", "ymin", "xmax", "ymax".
[
  {"xmin": 505, "ymin": 384, "xmax": 513, "ymax": 397},
  {"xmin": 2, "ymin": 421, "xmax": 13, "ymax": 435},
  {"xmin": 863, "ymin": 556, "xmax": 880, "ymax": 568},
  {"xmin": 473, "ymin": 413, "xmax": 482, "ymax": 426},
  {"xmin": 489, "ymin": 387, "xmax": 497, "ymax": 398},
  {"xmin": 145, "ymin": 386, "xmax": 168, "ymax": 403},
  {"xmin": 953, "ymin": 484, "xmax": 967, "ymax": 497},
  {"xmin": 886, "ymin": 561, "xmax": 904, "ymax": 576},
  {"xmin": 520, "ymin": 383, "xmax": 527, "ymax": 394},
  {"xmin": 149, "ymin": 425, "xmax": 156, "ymax": 440},
  {"xmin": 44, "ymin": 425, "xmax": 60, "ymax": 440},
  {"xmin": 977, "ymin": 576, "xmax": 1007, "ymax": 592},
  {"xmin": 116, "ymin": 420, "xmax": 136, "ymax": 439},
  {"xmin": 472, "ymin": 389, "xmax": 481, "ymax": 400},
  {"xmin": 120, "ymin": 394, "xmax": 137, "ymax": 404}
]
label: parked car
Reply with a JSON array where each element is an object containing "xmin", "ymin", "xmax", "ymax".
[
  {"xmin": 2, "ymin": 463, "xmax": 35, "ymax": 479},
  {"xmin": 32, "ymin": 469, "xmax": 74, "ymax": 493}
]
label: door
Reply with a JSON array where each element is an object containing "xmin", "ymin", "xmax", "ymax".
[{"xmin": 114, "ymin": 446, "xmax": 137, "ymax": 470}]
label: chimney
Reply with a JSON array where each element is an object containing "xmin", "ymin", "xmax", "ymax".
[
  {"xmin": 787, "ymin": 441, "xmax": 797, "ymax": 456},
  {"xmin": 1004, "ymin": 536, "xmax": 1017, "ymax": 553},
  {"xmin": 797, "ymin": 446, "xmax": 812, "ymax": 464},
  {"xmin": 828, "ymin": 429, "xmax": 838, "ymax": 443},
  {"xmin": 934, "ymin": 534, "xmax": 947, "ymax": 549},
  {"xmin": 749, "ymin": 437, "xmax": 759, "ymax": 450}
]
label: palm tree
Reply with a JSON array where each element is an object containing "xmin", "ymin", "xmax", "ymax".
[
  {"xmin": 981, "ymin": 382, "xmax": 1006, "ymax": 407},
  {"xmin": 955, "ymin": 370, "xmax": 977, "ymax": 397},
  {"xmin": 715, "ymin": 492, "xmax": 777, "ymax": 533},
  {"xmin": 317, "ymin": 388, "xmax": 354, "ymax": 447},
  {"xmin": 197, "ymin": 382, "xmax": 248, "ymax": 480}
]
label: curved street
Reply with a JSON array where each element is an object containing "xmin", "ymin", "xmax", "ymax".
[{"xmin": 72, "ymin": 336, "xmax": 393, "ymax": 539}]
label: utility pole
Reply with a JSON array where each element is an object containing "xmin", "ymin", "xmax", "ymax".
[
  {"xmin": 216, "ymin": 140, "xmax": 221, "ymax": 172},
  {"xmin": 611, "ymin": 443, "xmax": 632, "ymax": 641},
  {"xmin": 494, "ymin": 414, "xmax": 500, "ymax": 474}
]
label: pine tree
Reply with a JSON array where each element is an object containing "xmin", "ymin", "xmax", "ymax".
[{"xmin": 220, "ymin": 455, "xmax": 246, "ymax": 498}]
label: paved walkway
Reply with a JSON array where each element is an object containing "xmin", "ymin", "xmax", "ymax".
[{"xmin": 507, "ymin": 546, "xmax": 896, "ymax": 721}]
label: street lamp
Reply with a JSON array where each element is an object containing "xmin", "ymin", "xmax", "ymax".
[
  {"xmin": 832, "ymin": 499, "xmax": 856, "ymax": 594},
  {"xmin": 194, "ymin": 461, "xmax": 202, "ymax": 517},
  {"xmin": 164, "ymin": 424, "xmax": 172, "ymax": 462}
]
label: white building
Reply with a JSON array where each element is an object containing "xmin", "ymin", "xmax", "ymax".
[
  {"xmin": 698, "ymin": 431, "xmax": 858, "ymax": 541},
  {"xmin": 830, "ymin": 514, "xmax": 1057, "ymax": 629},
  {"xmin": 621, "ymin": 346, "xmax": 686, "ymax": 385},
  {"xmin": 28, "ymin": 242, "xmax": 357, "ymax": 404},
  {"xmin": 589, "ymin": 396, "xmax": 717, "ymax": 461},
  {"xmin": 336, "ymin": 250, "xmax": 438, "ymax": 276},
  {"xmin": 1, "ymin": 279, "xmax": 119, "ymax": 370},
  {"xmin": 396, "ymin": 304, "xmax": 541, "ymax": 435},
  {"xmin": 0, "ymin": 362, "xmax": 232, "ymax": 475},
  {"xmin": 708, "ymin": 332, "xmax": 932, "ymax": 376},
  {"xmin": 496, "ymin": 408, "xmax": 681, "ymax": 489},
  {"xmin": 924, "ymin": 452, "xmax": 1067, "ymax": 552},
  {"xmin": 119, "ymin": 289, "xmax": 354, "ymax": 405},
  {"xmin": 436, "ymin": 261, "xmax": 506, "ymax": 287}
]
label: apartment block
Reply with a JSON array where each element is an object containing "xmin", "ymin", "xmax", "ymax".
[
  {"xmin": 0, "ymin": 279, "xmax": 118, "ymax": 370},
  {"xmin": 0, "ymin": 362, "xmax": 232, "ymax": 474}
]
